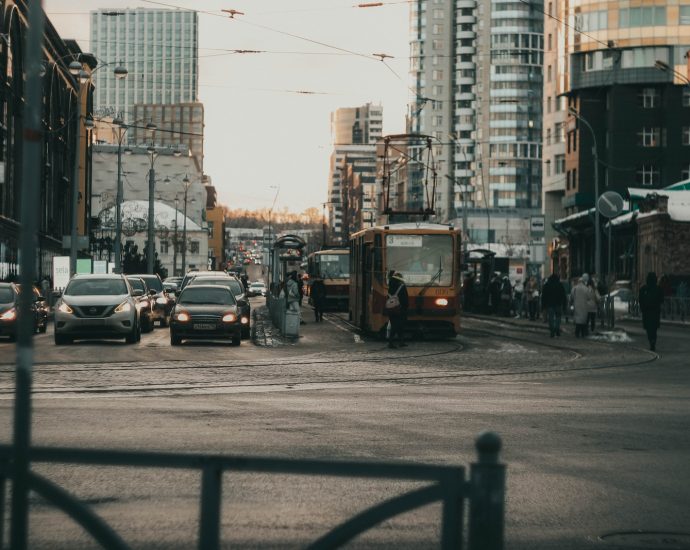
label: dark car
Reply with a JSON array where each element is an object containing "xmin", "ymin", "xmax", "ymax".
[
  {"xmin": 180, "ymin": 270, "xmax": 230, "ymax": 291},
  {"xmin": 126, "ymin": 276, "xmax": 155, "ymax": 332},
  {"xmin": 187, "ymin": 275, "xmax": 250, "ymax": 338},
  {"xmin": 16, "ymin": 284, "xmax": 49, "ymax": 333},
  {"xmin": 170, "ymin": 285, "xmax": 241, "ymax": 346},
  {"xmin": 131, "ymin": 273, "xmax": 173, "ymax": 327}
]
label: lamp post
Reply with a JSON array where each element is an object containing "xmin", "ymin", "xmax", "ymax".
[
  {"xmin": 180, "ymin": 175, "xmax": 195, "ymax": 274},
  {"xmin": 112, "ymin": 117, "xmax": 156, "ymax": 273},
  {"xmin": 67, "ymin": 59, "xmax": 128, "ymax": 275},
  {"xmin": 146, "ymin": 145, "xmax": 159, "ymax": 274},
  {"xmin": 569, "ymin": 107, "xmax": 600, "ymax": 278},
  {"xmin": 267, "ymin": 185, "xmax": 280, "ymax": 291}
]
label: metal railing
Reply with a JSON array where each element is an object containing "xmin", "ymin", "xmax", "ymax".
[
  {"xmin": 0, "ymin": 432, "xmax": 504, "ymax": 550},
  {"xmin": 627, "ymin": 297, "xmax": 690, "ymax": 323}
]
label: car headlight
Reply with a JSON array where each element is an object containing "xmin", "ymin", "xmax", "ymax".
[
  {"xmin": 222, "ymin": 313, "xmax": 237, "ymax": 323},
  {"xmin": 58, "ymin": 303, "xmax": 73, "ymax": 314},
  {"xmin": 0, "ymin": 308, "xmax": 17, "ymax": 321},
  {"xmin": 435, "ymin": 298, "xmax": 449, "ymax": 307},
  {"xmin": 114, "ymin": 301, "xmax": 132, "ymax": 313},
  {"xmin": 156, "ymin": 297, "xmax": 167, "ymax": 305},
  {"xmin": 176, "ymin": 311, "xmax": 190, "ymax": 322}
]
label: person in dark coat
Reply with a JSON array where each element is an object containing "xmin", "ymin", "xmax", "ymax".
[
  {"xmin": 639, "ymin": 271, "xmax": 665, "ymax": 351},
  {"xmin": 489, "ymin": 274, "xmax": 501, "ymax": 315},
  {"xmin": 541, "ymin": 273, "xmax": 567, "ymax": 337},
  {"xmin": 310, "ymin": 277, "xmax": 327, "ymax": 322},
  {"xmin": 386, "ymin": 271, "xmax": 409, "ymax": 348}
]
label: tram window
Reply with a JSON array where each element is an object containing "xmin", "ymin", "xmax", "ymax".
[
  {"xmin": 374, "ymin": 234, "xmax": 383, "ymax": 284},
  {"xmin": 385, "ymin": 234, "xmax": 453, "ymax": 286}
]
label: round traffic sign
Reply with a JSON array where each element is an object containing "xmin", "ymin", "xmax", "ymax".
[{"xmin": 597, "ymin": 191, "xmax": 624, "ymax": 218}]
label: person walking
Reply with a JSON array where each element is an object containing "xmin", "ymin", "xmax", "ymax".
[
  {"xmin": 286, "ymin": 271, "xmax": 302, "ymax": 323},
  {"xmin": 385, "ymin": 271, "xmax": 408, "ymax": 349},
  {"xmin": 571, "ymin": 273, "xmax": 594, "ymax": 338},
  {"xmin": 542, "ymin": 273, "xmax": 567, "ymax": 337},
  {"xmin": 639, "ymin": 271, "xmax": 665, "ymax": 351},
  {"xmin": 500, "ymin": 275, "xmax": 513, "ymax": 317},
  {"xmin": 525, "ymin": 276, "xmax": 539, "ymax": 320},
  {"xmin": 586, "ymin": 277, "xmax": 600, "ymax": 333},
  {"xmin": 310, "ymin": 276, "xmax": 327, "ymax": 322}
]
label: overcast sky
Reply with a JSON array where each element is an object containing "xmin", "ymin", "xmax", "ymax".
[{"xmin": 43, "ymin": 0, "xmax": 410, "ymax": 213}]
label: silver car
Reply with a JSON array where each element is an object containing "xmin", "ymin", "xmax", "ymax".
[{"xmin": 54, "ymin": 274, "xmax": 142, "ymax": 345}]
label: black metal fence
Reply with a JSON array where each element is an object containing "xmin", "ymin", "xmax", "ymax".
[
  {"xmin": 0, "ymin": 432, "xmax": 505, "ymax": 550},
  {"xmin": 627, "ymin": 297, "xmax": 690, "ymax": 323}
]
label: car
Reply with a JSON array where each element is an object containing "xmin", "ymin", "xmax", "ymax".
[
  {"xmin": 179, "ymin": 270, "xmax": 230, "ymax": 291},
  {"xmin": 53, "ymin": 274, "xmax": 142, "ymax": 345},
  {"xmin": 0, "ymin": 283, "xmax": 49, "ymax": 339},
  {"xmin": 131, "ymin": 273, "xmax": 174, "ymax": 327},
  {"xmin": 169, "ymin": 285, "xmax": 242, "ymax": 346},
  {"xmin": 187, "ymin": 276, "xmax": 251, "ymax": 338},
  {"xmin": 16, "ymin": 284, "xmax": 49, "ymax": 333},
  {"xmin": 126, "ymin": 276, "xmax": 155, "ymax": 332},
  {"xmin": 248, "ymin": 281, "xmax": 267, "ymax": 297}
]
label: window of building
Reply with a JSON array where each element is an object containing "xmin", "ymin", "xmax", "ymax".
[
  {"xmin": 622, "ymin": 47, "xmax": 669, "ymax": 68},
  {"xmin": 432, "ymin": 39, "xmax": 444, "ymax": 50},
  {"xmin": 546, "ymin": 128, "xmax": 552, "ymax": 145},
  {"xmin": 190, "ymin": 241, "xmax": 200, "ymax": 254},
  {"xmin": 619, "ymin": 6, "xmax": 666, "ymax": 27},
  {"xmin": 681, "ymin": 6, "xmax": 690, "ymax": 24},
  {"xmin": 432, "ymin": 69, "xmax": 443, "ymax": 81},
  {"xmin": 683, "ymin": 127, "xmax": 690, "ymax": 146},
  {"xmin": 555, "ymin": 154, "xmax": 565, "ymax": 174},
  {"xmin": 160, "ymin": 241, "xmax": 169, "ymax": 254},
  {"xmin": 636, "ymin": 165, "xmax": 660, "ymax": 186},
  {"xmin": 207, "ymin": 221, "xmax": 214, "ymax": 238},
  {"xmin": 432, "ymin": 23, "xmax": 443, "ymax": 35},
  {"xmin": 572, "ymin": 168, "xmax": 577, "ymax": 189},
  {"xmin": 639, "ymin": 88, "xmax": 659, "ymax": 108},
  {"xmin": 638, "ymin": 127, "xmax": 662, "ymax": 147}
]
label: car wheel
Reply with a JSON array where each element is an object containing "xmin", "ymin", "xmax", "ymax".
[
  {"xmin": 126, "ymin": 322, "xmax": 139, "ymax": 344},
  {"xmin": 171, "ymin": 332, "xmax": 182, "ymax": 346},
  {"xmin": 54, "ymin": 333, "xmax": 71, "ymax": 345}
]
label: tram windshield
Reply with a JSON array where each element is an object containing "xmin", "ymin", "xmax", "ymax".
[
  {"xmin": 317, "ymin": 254, "xmax": 350, "ymax": 279},
  {"xmin": 385, "ymin": 234, "xmax": 453, "ymax": 286}
]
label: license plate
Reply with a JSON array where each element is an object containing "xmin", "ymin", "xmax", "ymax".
[{"xmin": 193, "ymin": 323, "xmax": 216, "ymax": 330}]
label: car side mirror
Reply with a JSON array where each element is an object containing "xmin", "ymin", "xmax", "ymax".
[{"xmin": 132, "ymin": 289, "xmax": 144, "ymax": 297}]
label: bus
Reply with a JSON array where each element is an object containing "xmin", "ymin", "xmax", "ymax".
[
  {"xmin": 306, "ymin": 249, "xmax": 350, "ymax": 311},
  {"xmin": 349, "ymin": 223, "xmax": 462, "ymax": 337}
]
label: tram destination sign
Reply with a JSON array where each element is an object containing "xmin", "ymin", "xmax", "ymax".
[{"xmin": 387, "ymin": 235, "xmax": 423, "ymax": 247}]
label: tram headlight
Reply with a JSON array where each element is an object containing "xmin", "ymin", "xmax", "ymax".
[{"xmin": 435, "ymin": 298, "xmax": 449, "ymax": 307}]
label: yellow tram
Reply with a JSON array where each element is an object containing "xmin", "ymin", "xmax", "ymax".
[
  {"xmin": 306, "ymin": 249, "xmax": 350, "ymax": 311},
  {"xmin": 349, "ymin": 223, "xmax": 462, "ymax": 337}
]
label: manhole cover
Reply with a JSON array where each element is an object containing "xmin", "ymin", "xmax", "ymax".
[{"xmin": 599, "ymin": 531, "xmax": 690, "ymax": 549}]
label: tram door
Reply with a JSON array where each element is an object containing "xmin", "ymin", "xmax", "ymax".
[{"xmin": 361, "ymin": 242, "xmax": 373, "ymax": 330}]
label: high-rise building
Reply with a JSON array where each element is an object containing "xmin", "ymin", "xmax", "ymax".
[
  {"xmin": 408, "ymin": 0, "xmax": 543, "ymax": 241},
  {"xmin": 90, "ymin": 8, "xmax": 198, "ymax": 116},
  {"xmin": 545, "ymin": 1, "xmax": 690, "ymax": 277},
  {"xmin": 327, "ymin": 103, "xmax": 382, "ymax": 242}
]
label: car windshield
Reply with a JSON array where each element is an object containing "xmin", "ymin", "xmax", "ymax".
[
  {"xmin": 139, "ymin": 276, "xmax": 163, "ymax": 292},
  {"xmin": 65, "ymin": 278, "xmax": 128, "ymax": 296},
  {"xmin": 191, "ymin": 278, "xmax": 243, "ymax": 296},
  {"xmin": 0, "ymin": 288, "xmax": 14, "ymax": 302},
  {"xmin": 317, "ymin": 254, "xmax": 349, "ymax": 279},
  {"xmin": 178, "ymin": 287, "xmax": 236, "ymax": 305},
  {"xmin": 385, "ymin": 234, "xmax": 453, "ymax": 286},
  {"xmin": 127, "ymin": 278, "xmax": 146, "ymax": 292}
]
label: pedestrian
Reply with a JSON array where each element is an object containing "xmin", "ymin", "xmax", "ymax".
[
  {"xmin": 513, "ymin": 278, "xmax": 524, "ymax": 318},
  {"xmin": 525, "ymin": 276, "xmax": 539, "ymax": 320},
  {"xmin": 385, "ymin": 271, "xmax": 408, "ymax": 349},
  {"xmin": 310, "ymin": 276, "xmax": 327, "ymax": 322},
  {"xmin": 639, "ymin": 271, "xmax": 665, "ymax": 351},
  {"xmin": 500, "ymin": 275, "xmax": 512, "ymax": 317},
  {"xmin": 586, "ymin": 277, "xmax": 600, "ymax": 333},
  {"xmin": 489, "ymin": 274, "xmax": 501, "ymax": 315},
  {"xmin": 286, "ymin": 271, "xmax": 301, "ymax": 322},
  {"xmin": 541, "ymin": 273, "xmax": 567, "ymax": 337},
  {"xmin": 570, "ymin": 273, "xmax": 594, "ymax": 338}
]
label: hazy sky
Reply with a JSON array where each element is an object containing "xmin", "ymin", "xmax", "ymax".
[{"xmin": 44, "ymin": 0, "xmax": 411, "ymax": 213}]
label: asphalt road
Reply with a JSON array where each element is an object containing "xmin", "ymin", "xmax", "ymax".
[{"xmin": 0, "ymin": 301, "xmax": 688, "ymax": 549}]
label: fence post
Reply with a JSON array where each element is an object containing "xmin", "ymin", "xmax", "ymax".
[
  {"xmin": 198, "ymin": 462, "xmax": 223, "ymax": 550},
  {"xmin": 468, "ymin": 432, "xmax": 505, "ymax": 550}
]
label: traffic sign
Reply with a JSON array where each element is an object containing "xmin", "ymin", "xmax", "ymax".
[
  {"xmin": 597, "ymin": 191, "xmax": 624, "ymax": 218},
  {"xmin": 530, "ymin": 216, "xmax": 545, "ymax": 236}
]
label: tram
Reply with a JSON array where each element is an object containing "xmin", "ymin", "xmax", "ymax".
[
  {"xmin": 349, "ymin": 223, "xmax": 462, "ymax": 337},
  {"xmin": 306, "ymin": 248, "xmax": 350, "ymax": 310}
]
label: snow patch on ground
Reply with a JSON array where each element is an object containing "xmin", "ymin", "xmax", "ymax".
[
  {"xmin": 486, "ymin": 343, "xmax": 538, "ymax": 354},
  {"xmin": 588, "ymin": 331, "xmax": 633, "ymax": 343}
]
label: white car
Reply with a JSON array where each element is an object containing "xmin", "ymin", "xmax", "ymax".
[{"xmin": 248, "ymin": 282, "xmax": 266, "ymax": 297}]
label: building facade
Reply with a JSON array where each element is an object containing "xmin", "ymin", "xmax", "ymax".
[
  {"xmin": 408, "ymin": 0, "xmax": 543, "ymax": 233},
  {"xmin": 0, "ymin": 2, "xmax": 93, "ymax": 281},
  {"xmin": 327, "ymin": 103, "xmax": 382, "ymax": 243},
  {"xmin": 90, "ymin": 7, "xmax": 198, "ymax": 116}
]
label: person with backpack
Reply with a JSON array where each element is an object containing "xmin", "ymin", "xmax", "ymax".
[{"xmin": 385, "ymin": 271, "xmax": 409, "ymax": 349}]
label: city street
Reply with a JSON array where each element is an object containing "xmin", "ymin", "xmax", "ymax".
[{"xmin": 0, "ymin": 300, "xmax": 688, "ymax": 549}]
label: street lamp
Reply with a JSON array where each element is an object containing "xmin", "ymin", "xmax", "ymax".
[
  {"xmin": 568, "ymin": 106, "xmax": 601, "ymax": 278},
  {"xmin": 112, "ymin": 117, "xmax": 156, "ymax": 273},
  {"xmin": 268, "ymin": 185, "xmax": 280, "ymax": 291},
  {"xmin": 68, "ymin": 57, "xmax": 127, "ymax": 276},
  {"xmin": 180, "ymin": 175, "xmax": 195, "ymax": 274}
]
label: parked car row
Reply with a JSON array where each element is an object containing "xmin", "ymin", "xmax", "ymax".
[{"xmin": 0, "ymin": 282, "xmax": 49, "ymax": 340}]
